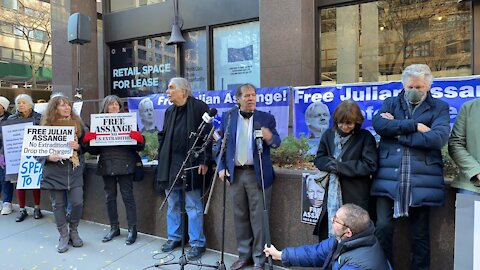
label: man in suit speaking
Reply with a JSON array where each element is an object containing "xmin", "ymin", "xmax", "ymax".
[{"xmin": 216, "ymin": 83, "xmax": 281, "ymax": 270}]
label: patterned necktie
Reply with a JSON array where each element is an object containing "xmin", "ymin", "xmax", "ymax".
[{"xmin": 237, "ymin": 119, "xmax": 248, "ymax": 165}]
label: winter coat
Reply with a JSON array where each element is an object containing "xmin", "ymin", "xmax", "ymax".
[
  {"xmin": 40, "ymin": 130, "xmax": 86, "ymax": 190},
  {"xmin": 87, "ymin": 143, "xmax": 144, "ymax": 176},
  {"xmin": 448, "ymin": 98, "xmax": 480, "ymax": 193},
  {"xmin": 282, "ymin": 222, "xmax": 391, "ymax": 270},
  {"xmin": 370, "ymin": 90, "xmax": 450, "ymax": 206},
  {"xmin": 155, "ymin": 96, "xmax": 212, "ymax": 193},
  {"xmin": 313, "ymin": 128, "xmax": 377, "ymax": 237},
  {"xmin": 4, "ymin": 110, "xmax": 42, "ymax": 183}
]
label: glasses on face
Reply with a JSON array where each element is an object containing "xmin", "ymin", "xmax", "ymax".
[{"xmin": 332, "ymin": 215, "xmax": 351, "ymax": 230}]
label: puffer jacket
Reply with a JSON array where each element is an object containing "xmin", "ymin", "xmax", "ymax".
[
  {"xmin": 281, "ymin": 222, "xmax": 391, "ymax": 270},
  {"xmin": 370, "ymin": 90, "xmax": 450, "ymax": 206}
]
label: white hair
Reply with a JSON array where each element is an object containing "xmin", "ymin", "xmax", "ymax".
[
  {"xmin": 169, "ymin": 77, "xmax": 192, "ymax": 97},
  {"xmin": 14, "ymin": 94, "xmax": 34, "ymax": 108},
  {"xmin": 401, "ymin": 64, "xmax": 433, "ymax": 87}
]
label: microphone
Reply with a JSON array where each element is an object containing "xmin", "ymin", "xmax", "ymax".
[
  {"xmin": 190, "ymin": 108, "xmax": 217, "ymax": 138},
  {"xmin": 254, "ymin": 122, "xmax": 263, "ymax": 154}
]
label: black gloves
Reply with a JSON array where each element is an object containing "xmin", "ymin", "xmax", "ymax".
[{"xmin": 324, "ymin": 159, "xmax": 338, "ymax": 174}]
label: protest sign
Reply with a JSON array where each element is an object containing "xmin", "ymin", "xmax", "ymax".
[
  {"xmin": 301, "ymin": 172, "xmax": 326, "ymax": 225},
  {"xmin": 34, "ymin": 102, "xmax": 83, "ymax": 116},
  {"xmin": 22, "ymin": 126, "xmax": 75, "ymax": 157},
  {"xmin": 16, "ymin": 155, "xmax": 43, "ymax": 189},
  {"xmin": 2, "ymin": 122, "xmax": 33, "ymax": 175},
  {"xmin": 90, "ymin": 113, "xmax": 137, "ymax": 146}
]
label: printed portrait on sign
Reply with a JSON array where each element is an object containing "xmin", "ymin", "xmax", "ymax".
[{"xmin": 301, "ymin": 172, "xmax": 327, "ymax": 225}]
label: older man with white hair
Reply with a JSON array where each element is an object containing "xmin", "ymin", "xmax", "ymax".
[
  {"xmin": 155, "ymin": 77, "xmax": 211, "ymax": 260},
  {"xmin": 371, "ymin": 64, "xmax": 450, "ymax": 270}
]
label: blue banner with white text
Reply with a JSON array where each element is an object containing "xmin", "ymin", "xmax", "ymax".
[
  {"xmin": 294, "ymin": 76, "xmax": 480, "ymax": 154},
  {"xmin": 127, "ymin": 86, "xmax": 290, "ymax": 139}
]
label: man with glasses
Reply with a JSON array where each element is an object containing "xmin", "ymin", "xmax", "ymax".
[{"xmin": 264, "ymin": 204, "xmax": 391, "ymax": 270}]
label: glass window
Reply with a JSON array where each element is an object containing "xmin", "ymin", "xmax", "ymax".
[
  {"xmin": 110, "ymin": 36, "xmax": 178, "ymax": 97},
  {"xmin": 1, "ymin": 47, "xmax": 13, "ymax": 60},
  {"xmin": 109, "ymin": 0, "xmax": 166, "ymax": 13},
  {"xmin": 13, "ymin": 49, "xmax": 23, "ymax": 61},
  {"xmin": 2, "ymin": 0, "xmax": 18, "ymax": 10},
  {"xmin": 0, "ymin": 21, "xmax": 13, "ymax": 34},
  {"xmin": 183, "ymin": 30, "xmax": 207, "ymax": 91},
  {"xmin": 319, "ymin": 0, "xmax": 472, "ymax": 84},
  {"xmin": 213, "ymin": 21, "xmax": 260, "ymax": 90}
]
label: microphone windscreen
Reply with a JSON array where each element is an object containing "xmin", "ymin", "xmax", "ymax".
[{"xmin": 208, "ymin": 108, "xmax": 218, "ymax": 117}]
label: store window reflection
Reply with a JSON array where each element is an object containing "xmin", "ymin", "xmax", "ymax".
[
  {"xmin": 213, "ymin": 21, "xmax": 260, "ymax": 90},
  {"xmin": 110, "ymin": 36, "xmax": 178, "ymax": 97},
  {"xmin": 184, "ymin": 30, "xmax": 207, "ymax": 91},
  {"xmin": 319, "ymin": 0, "xmax": 472, "ymax": 85}
]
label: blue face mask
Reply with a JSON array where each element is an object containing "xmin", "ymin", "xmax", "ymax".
[{"xmin": 405, "ymin": 88, "xmax": 425, "ymax": 105}]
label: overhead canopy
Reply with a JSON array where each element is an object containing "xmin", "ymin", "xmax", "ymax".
[{"xmin": 0, "ymin": 62, "xmax": 52, "ymax": 83}]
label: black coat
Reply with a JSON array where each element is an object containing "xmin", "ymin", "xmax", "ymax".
[
  {"xmin": 155, "ymin": 96, "xmax": 212, "ymax": 193},
  {"xmin": 87, "ymin": 143, "xmax": 144, "ymax": 176},
  {"xmin": 313, "ymin": 128, "xmax": 377, "ymax": 238}
]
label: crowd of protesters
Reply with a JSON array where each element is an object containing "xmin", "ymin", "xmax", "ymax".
[{"xmin": 0, "ymin": 64, "xmax": 478, "ymax": 270}]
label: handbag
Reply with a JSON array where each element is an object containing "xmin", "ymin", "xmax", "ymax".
[{"xmin": 133, "ymin": 153, "xmax": 145, "ymax": 182}]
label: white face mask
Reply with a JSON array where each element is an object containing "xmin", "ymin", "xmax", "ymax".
[{"xmin": 405, "ymin": 88, "xmax": 425, "ymax": 105}]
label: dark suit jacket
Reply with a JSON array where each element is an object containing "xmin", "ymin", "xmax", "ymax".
[{"xmin": 216, "ymin": 108, "xmax": 281, "ymax": 188}]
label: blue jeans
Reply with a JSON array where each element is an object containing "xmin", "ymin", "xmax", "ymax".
[
  {"xmin": 165, "ymin": 188, "xmax": 206, "ymax": 247},
  {"xmin": 0, "ymin": 168, "xmax": 13, "ymax": 203}
]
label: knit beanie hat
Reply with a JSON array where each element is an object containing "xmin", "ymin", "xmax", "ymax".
[{"xmin": 0, "ymin": 96, "xmax": 10, "ymax": 111}]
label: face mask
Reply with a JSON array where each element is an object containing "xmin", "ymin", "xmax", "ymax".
[{"xmin": 405, "ymin": 88, "xmax": 425, "ymax": 105}]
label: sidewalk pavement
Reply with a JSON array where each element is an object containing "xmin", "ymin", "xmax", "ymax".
[{"xmin": 0, "ymin": 205, "xmax": 280, "ymax": 270}]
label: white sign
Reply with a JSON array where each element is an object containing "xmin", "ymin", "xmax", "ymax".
[
  {"xmin": 90, "ymin": 113, "xmax": 137, "ymax": 146},
  {"xmin": 16, "ymin": 155, "xmax": 43, "ymax": 189},
  {"xmin": 2, "ymin": 122, "xmax": 33, "ymax": 174},
  {"xmin": 34, "ymin": 102, "xmax": 83, "ymax": 116},
  {"xmin": 22, "ymin": 126, "xmax": 75, "ymax": 158}
]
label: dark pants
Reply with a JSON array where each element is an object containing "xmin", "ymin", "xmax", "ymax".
[
  {"xmin": 49, "ymin": 187, "xmax": 83, "ymax": 227},
  {"xmin": 103, "ymin": 174, "xmax": 137, "ymax": 228},
  {"xmin": 229, "ymin": 168, "xmax": 272, "ymax": 265},
  {"xmin": 375, "ymin": 196, "xmax": 430, "ymax": 270}
]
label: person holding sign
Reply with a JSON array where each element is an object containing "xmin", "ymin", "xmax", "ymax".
[
  {"xmin": 0, "ymin": 96, "xmax": 12, "ymax": 214},
  {"xmin": 313, "ymin": 100, "xmax": 377, "ymax": 240},
  {"xmin": 4, "ymin": 94, "xmax": 43, "ymax": 221},
  {"xmin": 40, "ymin": 95, "xmax": 86, "ymax": 253},
  {"xmin": 83, "ymin": 95, "xmax": 144, "ymax": 245}
]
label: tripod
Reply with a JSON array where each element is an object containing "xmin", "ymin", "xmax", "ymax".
[
  {"xmin": 156, "ymin": 128, "xmax": 218, "ymax": 270},
  {"xmin": 204, "ymin": 111, "xmax": 234, "ymax": 270}
]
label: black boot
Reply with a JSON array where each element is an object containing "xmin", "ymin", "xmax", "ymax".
[
  {"xmin": 69, "ymin": 222, "xmax": 83, "ymax": 247},
  {"xmin": 102, "ymin": 225, "xmax": 120, "ymax": 242},
  {"xmin": 15, "ymin": 209, "xmax": 28, "ymax": 222},
  {"xmin": 125, "ymin": 226, "xmax": 137, "ymax": 245},
  {"xmin": 57, "ymin": 224, "xmax": 69, "ymax": 253}
]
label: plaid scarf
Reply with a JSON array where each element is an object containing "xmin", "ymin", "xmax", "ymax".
[{"xmin": 394, "ymin": 97, "xmax": 423, "ymax": 218}]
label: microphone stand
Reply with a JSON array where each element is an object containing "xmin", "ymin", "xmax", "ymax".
[
  {"xmin": 257, "ymin": 144, "xmax": 274, "ymax": 270},
  {"xmin": 204, "ymin": 111, "xmax": 233, "ymax": 270},
  {"xmin": 156, "ymin": 124, "xmax": 217, "ymax": 270}
]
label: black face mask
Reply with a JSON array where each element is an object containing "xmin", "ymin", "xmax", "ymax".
[
  {"xmin": 335, "ymin": 126, "xmax": 353, "ymax": 137},
  {"xmin": 240, "ymin": 110, "xmax": 253, "ymax": 119}
]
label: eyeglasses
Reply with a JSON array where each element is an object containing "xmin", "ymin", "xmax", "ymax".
[{"xmin": 332, "ymin": 215, "xmax": 351, "ymax": 230}]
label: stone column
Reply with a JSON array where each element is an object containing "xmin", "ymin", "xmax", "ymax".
[
  {"xmin": 361, "ymin": 2, "xmax": 379, "ymax": 82},
  {"xmin": 336, "ymin": 5, "xmax": 359, "ymax": 83}
]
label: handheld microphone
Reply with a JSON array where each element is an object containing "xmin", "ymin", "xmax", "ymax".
[
  {"xmin": 254, "ymin": 122, "xmax": 263, "ymax": 154},
  {"xmin": 190, "ymin": 108, "xmax": 217, "ymax": 138}
]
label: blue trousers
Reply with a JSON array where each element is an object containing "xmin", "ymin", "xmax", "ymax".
[
  {"xmin": 0, "ymin": 168, "xmax": 13, "ymax": 203},
  {"xmin": 165, "ymin": 188, "xmax": 206, "ymax": 247}
]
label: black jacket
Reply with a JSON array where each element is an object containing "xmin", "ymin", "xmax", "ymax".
[
  {"xmin": 87, "ymin": 143, "xmax": 144, "ymax": 176},
  {"xmin": 155, "ymin": 96, "xmax": 212, "ymax": 193},
  {"xmin": 313, "ymin": 128, "xmax": 377, "ymax": 238}
]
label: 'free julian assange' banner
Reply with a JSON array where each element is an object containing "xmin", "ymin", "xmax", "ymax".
[
  {"xmin": 127, "ymin": 86, "xmax": 290, "ymax": 139},
  {"xmin": 294, "ymin": 76, "xmax": 480, "ymax": 140}
]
